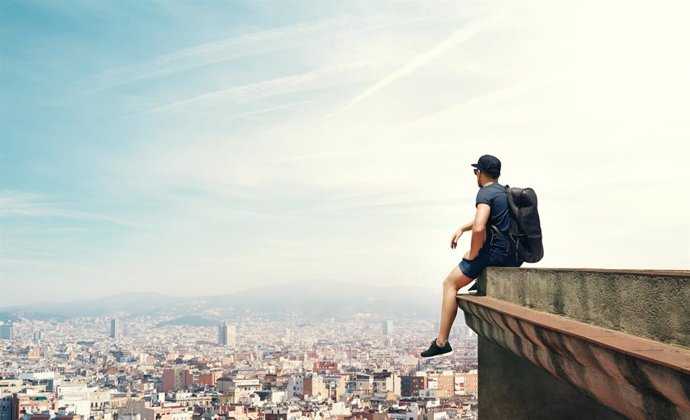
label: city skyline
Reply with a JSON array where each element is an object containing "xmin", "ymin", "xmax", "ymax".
[
  {"xmin": 0, "ymin": 311, "xmax": 482, "ymax": 419},
  {"xmin": 2, "ymin": 0, "xmax": 689, "ymax": 305}
]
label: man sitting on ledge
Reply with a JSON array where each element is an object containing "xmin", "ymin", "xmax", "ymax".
[{"xmin": 421, "ymin": 154, "xmax": 522, "ymax": 358}]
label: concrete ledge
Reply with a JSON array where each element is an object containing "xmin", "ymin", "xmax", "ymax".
[
  {"xmin": 459, "ymin": 295, "xmax": 690, "ymax": 420},
  {"xmin": 475, "ymin": 268, "xmax": 690, "ymax": 348}
]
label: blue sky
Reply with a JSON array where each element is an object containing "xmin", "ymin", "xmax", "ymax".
[{"xmin": 2, "ymin": 0, "xmax": 689, "ymax": 305}]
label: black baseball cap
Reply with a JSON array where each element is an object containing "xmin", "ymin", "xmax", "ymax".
[{"xmin": 471, "ymin": 154, "xmax": 501, "ymax": 175}]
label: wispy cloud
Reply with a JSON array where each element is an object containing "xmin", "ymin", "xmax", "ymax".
[
  {"xmin": 332, "ymin": 9, "xmax": 518, "ymax": 116},
  {"xmin": 0, "ymin": 190, "xmax": 141, "ymax": 227},
  {"xmin": 149, "ymin": 59, "xmax": 381, "ymax": 112},
  {"xmin": 90, "ymin": 17, "xmax": 352, "ymax": 90},
  {"xmin": 90, "ymin": 14, "xmax": 441, "ymax": 92}
]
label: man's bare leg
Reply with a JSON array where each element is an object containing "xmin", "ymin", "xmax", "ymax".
[{"xmin": 436, "ymin": 266, "xmax": 474, "ymax": 345}]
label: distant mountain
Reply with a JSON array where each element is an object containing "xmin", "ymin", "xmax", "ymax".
[
  {"xmin": 156, "ymin": 316, "xmax": 218, "ymax": 327},
  {"xmin": 204, "ymin": 281, "xmax": 438, "ymax": 320},
  {"xmin": 0, "ymin": 311, "xmax": 66, "ymax": 323},
  {"xmin": 0, "ymin": 292, "xmax": 183, "ymax": 318},
  {"xmin": 0, "ymin": 281, "xmax": 440, "ymax": 321}
]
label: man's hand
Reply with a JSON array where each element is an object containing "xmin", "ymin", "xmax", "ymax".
[{"xmin": 450, "ymin": 228, "xmax": 464, "ymax": 249}]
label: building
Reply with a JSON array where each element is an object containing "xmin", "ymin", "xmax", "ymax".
[
  {"xmin": 183, "ymin": 370, "xmax": 196, "ymax": 389},
  {"xmin": 264, "ymin": 407, "xmax": 302, "ymax": 420},
  {"xmin": 436, "ymin": 375, "xmax": 455, "ymax": 399},
  {"xmin": 18, "ymin": 373, "xmax": 55, "ymax": 391},
  {"xmin": 22, "ymin": 345, "xmax": 41, "ymax": 360},
  {"xmin": 120, "ymin": 401, "xmax": 193, "ymax": 420},
  {"xmin": 216, "ymin": 378, "xmax": 260, "ymax": 404},
  {"xmin": 312, "ymin": 361, "xmax": 338, "ymax": 373},
  {"xmin": 0, "ymin": 381, "xmax": 21, "ymax": 420},
  {"xmin": 167, "ymin": 392, "xmax": 212, "ymax": 408},
  {"xmin": 401, "ymin": 375, "xmax": 428, "ymax": 397},
  {"xmin": 11, "ymin": 393, "xmax": 56, "ymax": 420},
  {"xmin": 303, "ymin": 374, "xmax": 326, "ymax": 400},
  {"xmin": 55, "ymin": 383, "xmax": 92, "ymax": 419},
  {"xmin": 459, "ymin": 370, "xmax": 478, "ymax": 394},
  {"xmin": 286, "ymin": 375, "xmax": 303, "ymax": 400},
  {"xmin": 110, "ymin": 319, "xmax": 121, "ymax": 339},
  {"xmin": 218, "ymin": 323, "xmax": 236, "ymax": 348},
  {"xmin": 254, "ymin": 390, "xmax": 286, "ymax": 405},
  {"xmin": 387, "ymin": 403, "xmax": 422, "ymax": 420},
  {"xmin": 162, "ymin": 368, "xmax": 186, "ymax": 392},
  {"xmin": 0, "ymin": 325, "xmax": 14, "ymax": 340},
  {"xmin": 323, "ymin": 375, "xmax": 347, "ymax": 402},
  {"xmin": 382, "ymin": 320, "xmax": 393, "ymax": 336},
  {"xmin": 372, "ymin": 371, "xmax": 400, "ymax": 397},
  {"xmin": 89, "ymin": 390, "xmax": 112, "ymax": 419},
  {"xmin": 1, "ymin": 395, "xmax": 13, "ymax": 420},
  {"xmin": 354, "ymin": 374, "xmax": 373, "ymax": 395},
  {"xmin": 198, "ymin": 371, "xmax": 222, "ymax": 388}
]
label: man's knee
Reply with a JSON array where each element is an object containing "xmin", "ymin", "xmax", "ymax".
[{"xmin": 444, "ymin": 268, "xmax": 472, "ymax": 290}]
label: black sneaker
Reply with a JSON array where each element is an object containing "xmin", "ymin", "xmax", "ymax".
[{"xmin": 420, "ymin": 339, "xmax": 453, "ymax": 358}]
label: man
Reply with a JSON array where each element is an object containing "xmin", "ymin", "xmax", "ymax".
[{"xmin": 421, "ymin": 154, "xmax": 521, "ymax": 358}]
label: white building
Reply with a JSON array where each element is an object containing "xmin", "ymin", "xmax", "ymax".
[
  {"xmin": 218, "ymin": 322, "xmax": 237, "ymax": 347},
  {"xmin": 55, "ymin": 383, "xmax": 94, "ymax": 419},
  {"xmin": 218, "ymin": 378, "xmax": 260, "ymax": 404},
  {"xmin": 373, "ymin": 371, "xmax": 401, "ymax": 396},
  {"xmin": 354, "ymin": 374, "xmax": 373, "ymax": 395},
  {"xmin": 286, "ymin": 375, "xmax": 303, "ymax": 400}
]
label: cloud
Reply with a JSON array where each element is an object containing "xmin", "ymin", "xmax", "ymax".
[
  {"xmin": 90, "ymin": 16, "xmax": 352, "ymax": 89},
  {"xmin": 4, "ymin": 1, "xmax": 689, "ymax": 305},
  {"xmin": 332, "ymin": 8, "xmax": 518, "ymax": 116},
  {"xmin": 0, "ymin": 190, "xmax": 141, "ymax": 227},
  {"xmin": 149, "ymin": 59, "xmax": 383, "ymax": 113},
  {"xmin": 89, "ymin": 14, "xmax": 453, "ymax": 92}
]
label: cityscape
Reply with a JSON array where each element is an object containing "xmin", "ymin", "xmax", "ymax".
[
  {"xmin": 3, "ymin": 1, "xmax": 687, "ymax": 419},
  {"xmin": 0, "ymin": 301, "xmax": 479, "ymax": 420}
]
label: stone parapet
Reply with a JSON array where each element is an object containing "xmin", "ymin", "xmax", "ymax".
[
  {"xmin": 473, "ymin": 268, "xmax": 690, "ymax": 347},
  {"xmin": 460, "ymin": 268, "xmax": 690, "ymax": 420}
]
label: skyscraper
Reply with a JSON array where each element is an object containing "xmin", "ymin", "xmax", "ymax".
[
  {"xmin": 0, "ymin": 324, "xmax": 14, "ymax": 340},
  {"xmin": 218, "ymin": 322, "xmax": 236, "ymax": 347},
  {"xmin": 382, "ymin": 320, "xmax": 394, "ymax": 336},
  {"xmin": 110, "ymin": 319, "xmax": 121, "ymax": 339}
]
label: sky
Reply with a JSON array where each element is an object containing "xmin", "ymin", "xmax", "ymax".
[{"xmin": 1, "ymin": 0, "xmax": 689, "ymax": 306}]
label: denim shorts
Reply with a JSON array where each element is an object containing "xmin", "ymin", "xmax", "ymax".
[
  {"xmin": 459, "ymin": 230, "xmax": 518, "ymax": 279},
  {"xmin": 460, "ymin": 247, "xmax": 509, "ymax": 279}
]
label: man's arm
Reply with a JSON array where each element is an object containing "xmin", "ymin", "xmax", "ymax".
[
  {"xmin": 465, "ymin": 203, "xmax": 491, "ymax": 260},
  {"xmin": 450, "ymin": 219, "xmax": 475, "ymax": 249}
]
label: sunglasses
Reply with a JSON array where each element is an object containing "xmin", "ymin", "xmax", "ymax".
[{"xmin": 473, "ymin": 168, "xmax": 480, "ymax": 175}]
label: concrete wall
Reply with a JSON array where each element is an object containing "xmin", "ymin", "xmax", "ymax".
[
  {"xmin": 478, "ymin": 337, "xmax": 627, "ymax": 420},
  {"xmin": 464, "ymin": 268, "xmax": 690, "ymax": 420},
  {"xmin": 476, "ymin": 268, "xmax": 690, "ymax": 348}
]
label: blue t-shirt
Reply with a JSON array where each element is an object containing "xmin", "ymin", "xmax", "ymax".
[{"xmin": 475, "ymin": 183, "xmax": 510, "ymax": 233}]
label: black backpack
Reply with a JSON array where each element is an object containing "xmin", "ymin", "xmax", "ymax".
[{"xmin": 504, "ymin": 186, "xmax": 544, "ymax": 263}]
